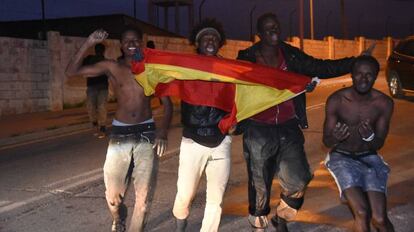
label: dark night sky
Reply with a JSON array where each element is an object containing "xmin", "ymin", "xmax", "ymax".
[{"xmin": 1, "ymin": 0, "xmax": 414, "ymax": 40}]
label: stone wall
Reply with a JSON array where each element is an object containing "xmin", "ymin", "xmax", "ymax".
[
  {"xmin": 146, "ymin": 35, "xmax": 254, "ymax": 59},
  {"xmin": 0, "ymin": 37, "xmax": 50, "ymax": 115},
  {"xmin": 0, "ymin": 32, "xmax": 398, "ymax": 117}
]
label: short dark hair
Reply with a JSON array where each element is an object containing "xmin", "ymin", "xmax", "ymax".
[
  {"xmin": 352, "ymin": 55, "xmax": 380, "ymax": 75},
  {"xmin": 257, "ymin": 13, "xmax": 279, "ymax": 33},
  {"xmin": 120, "ymin": 26, "xmax": 143, "ymax": 40},
  {"xmin": 189, "ymin": 18, "xmax": 226, "ymax": 47},
  {"xmin": 146, "ymin": 40, "xmax": 155, "ymax": 49},
  {"xmin": 95, "ymin": 43, "xmax": 105, "ymax": 54}
]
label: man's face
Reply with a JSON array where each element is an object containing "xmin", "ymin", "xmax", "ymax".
[
  {"xmin": 351, "ymin": 62, "xmax": 377, "ymax": 94},
  {"xmin": 258, "ymin": 17, "xmax": 280, "ymax": 46},
  {"xmin": 196, "ymin": 31, "xmax": 220, "ymax": 56},
  {"xmin": 120, "ymin": 31, "xmax": 142, "ymax": 57}
]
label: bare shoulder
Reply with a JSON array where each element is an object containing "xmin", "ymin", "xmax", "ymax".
[
  {"xmin": 371, "ymin": 89, "xmax": 394, "ymax": 117},
  {"xmin": 103, "ymin": 59, "xmax": 131, "ymax": 73},
  {"xmin": 372, "ymin": 89, "xmax": 394, "ymax": 107},
  {"xmin": 327, "ymin": 87, "xmax": 349, "ymax": 104},
  {"xmin": 99, "ymin": 59, "xmax": 118, "ymax": 66}
]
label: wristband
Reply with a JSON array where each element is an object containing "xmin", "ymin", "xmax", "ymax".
[{"xmin": 362, "ymin": 132, "xmax": 375, "ymax": 142}]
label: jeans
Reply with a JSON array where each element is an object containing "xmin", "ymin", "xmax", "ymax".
[
  {"xmin": 243, "ymin": 119, "xmax": 312, "ymax": 222},
  {"xmin": 103, "ymin": 131, "xmax": 157, "ymax": 232},
  {"xmin": 325, "ymin": 151, "xmax": 390, "ymax": 199},
  {"xmin": 86, "ymin": 87, "xmax": 108, "ymax": 127},
  {"xmin": 173, "ymin": 136, "xmax": 232, "ymax": 232}
]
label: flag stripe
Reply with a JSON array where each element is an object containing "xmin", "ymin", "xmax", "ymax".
[
  {"xmin": 133, "ymin": 48, "xmax": 310, "ymax": 133},
  {"xmin": 142, "ymin": 49, "xmax": 310, "ymax": 90}
]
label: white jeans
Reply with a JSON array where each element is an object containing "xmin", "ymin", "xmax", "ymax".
[
  {"xmin": 103, "ymin": 134, "xmax": 156, "ymax": 232},
  {"xmin": 173, "ymin": 136, "xmax": 232, "ymax": 232}
]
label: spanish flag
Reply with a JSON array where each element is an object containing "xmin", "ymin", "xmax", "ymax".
[{"xmin": 132, "ymin": 48, "xmax": 310, "ymax": 133}]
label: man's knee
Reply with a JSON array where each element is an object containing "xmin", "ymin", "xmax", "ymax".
[
  {"xmin": 172, "ymin": 206, "xmax": 189, "ymax": 220},
  {"xmin": 279, "ymin": 166, "xmax": 312, "ymax": 194},
  {"xmin": 371, "ymin": 213, "xmax": 387, "ymax": 228},
  {"xmin": 106, "ymin": 191, "xmax": 124, "ymax": 208},
  {"xmin": 173, "ymin": 195, "xmax": 191, "ymax": 219},
  {"xmin": 354, "ymin": 207, "xmax": 370, "ymax": 221}
]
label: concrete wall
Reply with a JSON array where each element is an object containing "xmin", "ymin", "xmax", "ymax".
[
  {"xmin": 0, "ymin": 37, "xmax": 50, "ymax": 115},
  {"xmin": 146, "ymin": 35, "xmax": 253, "ymax": 59},
  {"xmin": 0, "ymin": 32, "xmax": 398, "ymax": 117}
]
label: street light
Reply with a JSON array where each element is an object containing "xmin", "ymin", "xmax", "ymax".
[
  {"xmin": 249, "ymin": 4, "xmax": 257, "ymax": 42},
  {"xmin": 199, "ymin": 0, "xmax": 207, "ymax": 22},
  {"xmin": 40, "ymin": 0, "xmax": 46, "ymax": 40},
  {"xmin": 133, "ymin": 0, "xmax": 137, "ymax": 18},
  {"xmin": 357, "ymin": 13, "xmax": 364, "ymax": 36},
  {"xmin": 410, "ymin": 17, "xmax": 414, "ymax": 35},
  {"xmin": 340, "ymin": 0, "xmax": 348, "ymax": 39},
  {"xmin": 386, "ymin": 16, "xmax": 392, "ymax": 36},
  {"xmin": 325, "ymin": 10, "xmax": 332, "ymax": 37},
  {"xmin": 298, "ymin": 0, "xmax": 304, "ymax": 50},
  {"xmin": 310, "ymin": 0, "xmax": 314, "ymax": 39},
  {"xmin": 289, "ymin": 8, "xmax": 297, "ymax": 39}
]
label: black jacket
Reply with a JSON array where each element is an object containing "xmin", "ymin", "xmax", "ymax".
[
  {"xmin": 181, "ymin": 101, "xmax": 228, "ymax": 147},
  {"xmin": 237, "ymin": 41, "xmax": 354, "ymax": 128}
]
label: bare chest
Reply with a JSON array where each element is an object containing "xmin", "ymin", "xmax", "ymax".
[
  {"xmin": 109, "ymin": 69, "xmax": 142, "ymax": 91},
  {"xmin": 337, "ymin": 100, "xmax": 380, "ymax": 126},
  {"xmin": 255, "ymin": 51, "xmax": 280, "ymax": 68}
]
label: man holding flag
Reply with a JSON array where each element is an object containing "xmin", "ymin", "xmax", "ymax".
[
  {"xmin": 237, "ymin": 12, "xmax": 374, "ymax": 232},
  {"xmin": 170, "ymin": 18, "xmax": 233, "ymax": 232},
  {"xmin": 132, "ymin": 17, "xmax": 312, "ymax": 231}
]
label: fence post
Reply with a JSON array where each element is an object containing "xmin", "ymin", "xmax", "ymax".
[
  {"xmin": 327, "ymin": 36, "xmax": 335, "ymax": 59},
  {"xmin": 291, "ymin": 36, "xmax": 301, "ymax": 49},
  {"xmin": 358, "ymin": 36, "xmax": 366, "ymax": 54},
  {"xmin": 386, "ymin": 36, "xmax": 393, "ymax": 57},
  {"xmin": 47, "ymin": 31, "xmax": 63, "ymax": 112}
]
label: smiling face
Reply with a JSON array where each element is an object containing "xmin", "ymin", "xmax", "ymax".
[
  {"xmin": 258, "ymin": 17, "xmax": 281, "ymax": 46},
  {"xmin": 196, "ymin": 31, "xmax": 220, "ymax": 56},
  {"xmin": 120, "ymin": 30, "xmax": 142, "ymax": 58},
  {"xmin": 351, "ymin": 61, "xmax": 378, "ymax": 94}
]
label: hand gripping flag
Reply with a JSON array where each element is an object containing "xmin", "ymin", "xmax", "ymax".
[{"xmin": 132, "ymin": 48, "xmax": 311, "ymax": 133}]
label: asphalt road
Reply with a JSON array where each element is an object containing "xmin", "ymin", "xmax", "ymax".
[{"xmin": 0, "ymin": 76, "xmax": 413, "ymax": 232}]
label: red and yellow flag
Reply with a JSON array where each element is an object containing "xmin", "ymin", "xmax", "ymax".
[{"xmin": 132, "ymin": 48, "xmax": 310, "ymax": 133}]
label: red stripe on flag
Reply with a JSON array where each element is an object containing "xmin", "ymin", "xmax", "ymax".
[
  {"xmin": 155, "ymin": 80, "xmax": 235, "ymax": 112},
  {"xmin": 141, "ymin": 48, "xmax": 309, "ymax": 93}
]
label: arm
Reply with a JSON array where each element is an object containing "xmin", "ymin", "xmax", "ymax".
[
  {"xmin": 323, "ymin": 94, "xmax": 350, "ymax": 147},
  {"xmin": 65, "ymin": 30, "xmax": 109, "ymax": 78},
  {"xmin": 280, "ymin": 42, "xmax": 352, "ymax": 78},
  {"xmin": 153, "ymin": 96, "xmax": 173, "ymax": 157},
  {"xmin": 285, "ymin": 43, "xmax": 375, "ymax": 79},
  {"xmin": 358, "ymin": 97, "xmax": 394, "ymax": 151}
]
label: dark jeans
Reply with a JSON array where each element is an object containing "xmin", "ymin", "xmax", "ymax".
[{"xmin": 243, "ymin": 119, "xmax": 312, "ymax": 216}]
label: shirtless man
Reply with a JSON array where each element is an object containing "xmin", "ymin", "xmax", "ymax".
[
  {"xmin": 65, "ymin": 28, "xmax": 173, "ymax": 232},
  {"xmin": 323, "ymin": 55, "xmax": 394, "ymax": 232}
]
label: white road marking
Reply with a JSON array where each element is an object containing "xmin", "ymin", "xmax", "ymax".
[
  {"xmin": 0, "ymin": 200, "xmax": 12, "ymax": 207},
  {"xmin": 306, "ymin": 102, "xmax": 326, "ymax": 111},
  {"xmin": 0, "ymin": 148, "xmax": 180, "ymax": 214},
  {"xmin": 44, "ymin": 168, "xmax": 102, "ymax": 189},
  {"xmin": 0, "ymin": 172, "xmax": 104, "ymax": 214}
]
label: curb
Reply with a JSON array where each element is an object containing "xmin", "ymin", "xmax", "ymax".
[
  {"xmin": 0, "ymin": 108, "xmax": 182, "ymax": 150},
  {"xmin": 0, "ymin": 122, "xmax": 92, "ymax": 150}
]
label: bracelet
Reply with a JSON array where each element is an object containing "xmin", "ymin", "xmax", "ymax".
[{"xmin": 362, "ymin": 132, "xmax": 375, "ymax": 142}]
